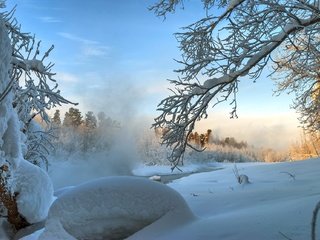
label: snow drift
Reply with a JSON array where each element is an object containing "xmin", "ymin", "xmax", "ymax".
[
  {"xmin": 40, "ymin": 176, "xmax": 194, "ymax": 240},
  {"xmin": 13, "ymin": 160, "xmax": 54, "ymax": 224}
]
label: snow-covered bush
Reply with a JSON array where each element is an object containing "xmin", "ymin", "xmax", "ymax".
[{"xmin": 40, "ymin": 176, "xmax": 194, "ymax": 240}]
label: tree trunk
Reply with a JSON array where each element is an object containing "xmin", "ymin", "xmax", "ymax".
[{"xmin": 0, "ymin": 179, "xmax": 30, "ymax": 231}]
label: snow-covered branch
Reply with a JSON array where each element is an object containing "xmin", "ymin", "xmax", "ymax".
[
  {"xmin": 152, "ymin": 0, "xmax": 320, "ymax": 168},
  {"xmin": 4, "ymin": 7, "xmax": 76, "ymax": 124}
]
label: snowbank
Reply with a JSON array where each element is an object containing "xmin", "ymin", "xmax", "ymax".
[
  {"xmin": 136, "ymin": 159, "xmax": 320, "ymax": 239},
  {"xmin": 13, "ymin": 160, "xmax": 54, "ymax": 224},
  {"xmin": 21, "ymin": 159, "xmax": 320, "ymax": 239},
  {"xmin": 40, "ymin": 176, "xmax": 194, "ymax": 240}
]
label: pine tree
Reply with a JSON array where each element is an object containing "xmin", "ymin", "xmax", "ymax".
[
  {"xmin": 97, "ymin": 111, "xmax": 106, "ymax": 127},
  {"xmin": 63, "ymin": 108, "xmax": 83, "ymax": 128},
  {"xmin": 52, "ymin": 110, "xmax": 61, "ymax": 126},
  {"xmin": 85, "ymin": 111, "xmax": 97, "ymax": 130},
  {"xmin": 82, "ymin": 111, "xmax": 98, "ymax": 152},
  {"xmin": 205, "ymin": 129, "xmax": 212, "ymax": 144}
]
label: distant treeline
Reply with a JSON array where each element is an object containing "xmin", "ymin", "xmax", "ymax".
[
  {"xmin": 155, "ymin": 128, "xmax": 248, "ymax": 150},
  {"xmin": 149, "ymin": 127, "xmax": 289, "ymax": 165},
  {"xmin": 48, "ymin": 109, "xmax": 290, "ymax": 164},
  {"xmin": 50, "ymin": 108, "xmax": 120, "ymax": 154}
]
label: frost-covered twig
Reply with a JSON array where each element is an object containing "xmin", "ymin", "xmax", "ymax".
[
  {"xmin": 279, "ymin": 231, "xmax": 293, "ymax": 240},
  {"xmin": 280, "ymin": 171, "xmax": 296, "ymax": 180}
]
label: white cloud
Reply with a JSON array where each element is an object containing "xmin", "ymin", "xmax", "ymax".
[
  {"xmin": 88, "ymin": 84, "xmax": 102, "ymax": 89},
  {"xmin": 58, "ymin": 32, "xmax": 109, "ymax": 58},
  {"xmin": 81, "ymin": 45, "xmax": 109, "ymax": 57},
  {"xmin": 38, "ymin": 16, "xmax": 62, "ymax": 23},
  {"xmin": 58, "ymin": 32, "xmax": 98, "ymax": 45},
  {"xmin": 57, "ymin": 72, "xmax": 79, "ymax": 83}
]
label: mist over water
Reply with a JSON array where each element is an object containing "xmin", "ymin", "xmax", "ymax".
[
  {"xmin": 197, "ymin": 112, "xmax": 300, "ymax": 150},
  {"xmin": 49, "ymin": 80, "xmax": 156, "ymax": 190}
]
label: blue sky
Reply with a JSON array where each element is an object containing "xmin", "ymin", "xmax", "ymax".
[{"xmin": 6, "ymin": 0, "xmax": 300, "ymax": 147}]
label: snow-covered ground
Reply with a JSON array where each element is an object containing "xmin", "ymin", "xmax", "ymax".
[
  {"xmin": 143, "ymin": 159, "xmax": 320, "ymax": 239},
  {"xmin": 20, "ymin": 158, "xmax": 320, "ymax": 239}
]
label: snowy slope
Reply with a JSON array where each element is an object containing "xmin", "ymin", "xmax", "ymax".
[
  {"xmin": 21, "ymin": 159, "xmax": 320, "ymax": 240},
  {"xmin": 133, "ymin": 159, "xmax": 320, "ymax": 239}
]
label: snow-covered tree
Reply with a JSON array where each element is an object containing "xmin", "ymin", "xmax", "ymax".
[
  {"xmin": 95, "ymin": 112, "xmax": 121, "ymax": 151},
  {"xmin": 97, "ymin": 111, "xmax": 120, "ymax": 129},
  {"xmin": 97, "ymin": 111, "xmax": 106, "ymax": 125},
  {"xmin": 82, "ymin": 111, "xmax": 97, "ymax": 151},
  {"xmin": 0, "ymin": 2, "xmax": 73, "ymax": 232},
  {"xmin": 151, "ymin": 0, "xmax": 320, "ymax": 168},
  {"xmin": 0, "ymin": 4, "xmax": 28, "ymax": 230},
  {"xmin": 85, "ymin": 111, "xmax": 97, "ymax": 130}
]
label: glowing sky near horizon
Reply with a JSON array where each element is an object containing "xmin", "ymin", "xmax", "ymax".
[{"xmin": 6, "ymin": 0, "xmax": 301, "ymax": 148}]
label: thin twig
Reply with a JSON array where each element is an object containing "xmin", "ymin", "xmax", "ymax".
[
  {"xmin": 279, "ymin": 231, "xmax": 293, "ymax": 240},
  {"xmin": 312, "ymin": 201, "xmax": 320, "ymax": 240}
]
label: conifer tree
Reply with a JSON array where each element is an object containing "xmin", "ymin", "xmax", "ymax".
[
  {"xmin": 85, "ymin": 111, "xmax": 97, "ymax": 130},
  {"xmin": 63, "ymin": 108, "xmax": 83, "ymax": 128},
  {"xmin": 52, "ymin": 110, "xmax": 61, "ymax": 126}
]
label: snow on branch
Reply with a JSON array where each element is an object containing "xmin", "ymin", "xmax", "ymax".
[
  {"xmin": 4, "ymin": 7, "xmax": 76, "ymax": 125},
  {"xmin": 150, "ymin": 0, "xmax": 231, "ymax": 18},
  {"xmin": 149, "ymin": 0, "xmax": 183, "ymax": 17},
  {"xmin": 152, "ymin": 0, "xmax": 320, "ymax": 168}
]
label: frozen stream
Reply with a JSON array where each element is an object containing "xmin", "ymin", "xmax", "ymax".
[{"xmin": 136, "ymin": 165, "xmax": 223, "ymax": 184}]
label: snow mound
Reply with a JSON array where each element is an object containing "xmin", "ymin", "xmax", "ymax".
[
  {"xmin": 13, "ymin": 160, "xmax": 54, "ymax": 224},
  {"xmin": 40, "ymin": 176, "xmax": 194, "ymax": 240}
]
